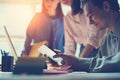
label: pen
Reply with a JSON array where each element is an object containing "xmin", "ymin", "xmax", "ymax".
[
  {"xmin": 0, "ymin": 49, "xmax": 9, "ymax": 56},
  {"xmin": 1, "ymin": 49, "xmax": 4, "ymax": 56},
  {"xmin": 4, "ymin": 52, "xmax": 9, "ymax": 56}
]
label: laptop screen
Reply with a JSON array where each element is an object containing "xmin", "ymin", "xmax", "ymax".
[{"xmin": 4, "ymin": 26, "xmax": 18, "ymax": 61}]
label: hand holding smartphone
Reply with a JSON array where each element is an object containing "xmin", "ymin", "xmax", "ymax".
[{"xmin": 38, "ymin": 45, "xmax": 63, "ymax": 65}]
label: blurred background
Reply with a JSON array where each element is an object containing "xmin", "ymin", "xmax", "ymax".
[
  {"xmin": 0, "ymin": 0, "xmax": 71, "ymax": 64},
  {"xmin": 0, "ymin": 0, "xmax": 120, "ymax": 63}
]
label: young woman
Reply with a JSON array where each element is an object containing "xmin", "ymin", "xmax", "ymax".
[
  {"xmin": 62, "ymin": 0, "xmax": 107, "ymax": 58},
  {"xmin": 21, "ymin": 0, "xmax": 64, "ymax": 56}
]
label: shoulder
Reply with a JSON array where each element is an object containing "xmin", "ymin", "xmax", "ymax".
[
  {"xmin": 33, "ymin": 13, "xmax": 44, "ymax": 17},
  {"xmin": 64, "ymin": 11, "xmax": 73, "ymax": 19},
  {"xmin": 31, "ymin": 13, "xmax": 43, "ymax": 21},
  {"xmin": 65, "ymin": 11, "xmax": 84, "ymax": 20},
  {"xmin": 64, "ymin": 11, "xmax": 79, "ymax": 23},
  {"xmin": 32, "ymin": 13, "xmax": 53, "ymax": 22}
]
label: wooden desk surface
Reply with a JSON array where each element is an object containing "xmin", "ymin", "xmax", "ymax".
[{"xmin": 0, "ymin": 71, "xmax": 120, "ymax": 80}]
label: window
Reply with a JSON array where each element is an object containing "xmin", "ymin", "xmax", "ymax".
[
  {"xmin": 0, "ymin": 4, "xmax": 34, "ymax": 57},
  {"xmin": 0, "ymin": 1, "xmax": 42, "ymax": 64}
]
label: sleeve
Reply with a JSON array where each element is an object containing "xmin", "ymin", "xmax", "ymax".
[
  {"xmin": 95, "ymin": 32, "xmax": 110, "ymax": 58},
  {"xmin": 22, "ymin": 13, "xmax": 39, "ymax": 55},
  {"xmin": 90, "ymin": 52, "xmax": 120, "ymax": 72},
  {"xmin": 76, "ymin": 58, "xmax": 93, "ymax": 72},
  {"xmin": 87, "ymin": 25, "xmax": 108, "ymax": 49},
  {"xmin": 64, "ymin": 14, "xmax": 77, "ymax": 55},
  {"xmin": 77, "ymin": 52, "xmax": 120, "ymax": 72},
  {"xmin": 86, "ymin": 25, "xmax": 99, "ymax": 49}
]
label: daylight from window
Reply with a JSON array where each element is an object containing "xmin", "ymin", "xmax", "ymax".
[
  {"xmin": 0, "ymin": 1, "xmax": 71, "ymax": 64},
  {"xmin": 0, "ymin": 0, "xmax": 120, "ymax": 63}
]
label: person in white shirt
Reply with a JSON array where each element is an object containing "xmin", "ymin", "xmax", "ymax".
[{"xmin": 61, "ymin": 0, "xmax": 108, "ymax": 58}]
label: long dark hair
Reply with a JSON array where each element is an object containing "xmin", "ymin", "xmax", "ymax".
[
  {"xmin": 83, "ymin": 0, "xmax": 119, "ymax": 12},
  {"xmin": 71, "ymin": 0, "xmax": 83, "ymax": 15},
  {"xmin": 41, "ymin": 0, "xmax": 63, "ymax": 18},
  {"xmin": 93, "ymin": 0, "xmax": 119, "ymax": 12}
]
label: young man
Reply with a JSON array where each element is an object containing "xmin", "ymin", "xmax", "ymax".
[{"xmin": 54, "ymin": 0, "xmax": 120, "ymax": 72}]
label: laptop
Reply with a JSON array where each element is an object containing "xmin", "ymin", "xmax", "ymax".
[
  {"xmin": 4, "ymin": 27, "xmax": 48, "ymax": 74},
  {"xmin": 3, "ymin": 25, "xmax": 48, "ymax": 60},
  {"xmin": 4, "ymin": 26, "xmax": 18, "ymax": 61}
]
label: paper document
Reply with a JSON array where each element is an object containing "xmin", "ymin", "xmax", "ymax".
[{"xmin": 38, "ymin": 45, "xmax": 63, "ymax": 65}]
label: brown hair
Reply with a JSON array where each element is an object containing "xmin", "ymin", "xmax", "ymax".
[
  {"xmin": 41, "ymin": 0, "xmax": 63, "ymax": 18},
  {"xmin": 83, "ymin": 0, "xmax": 119, "ymax": 12},
  {"xmin": 71, "ymin": 0, "xmax": 83, "ymax": 15}
]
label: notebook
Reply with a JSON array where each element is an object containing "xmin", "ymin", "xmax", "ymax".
[{"xmin": 4, "ymin": 26, "xmax": 18, "ymax": 61}]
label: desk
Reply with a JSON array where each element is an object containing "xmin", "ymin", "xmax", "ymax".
[{"xmin": 0, "ymin": 72, "xmax": 120, "ymax": 80}]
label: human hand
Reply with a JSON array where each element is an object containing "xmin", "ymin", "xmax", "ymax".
[
  {"xmin": 47, "ymin": 57, "xmax": 59, "ymax": 66},
  {"xmin": 53, "ymin": 54, "xmax": 79, "ymax": 70}
]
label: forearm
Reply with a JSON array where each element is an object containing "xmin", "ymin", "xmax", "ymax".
[
  {"xmin": 76, "ymin": 58, "xmax": 92, "ymax": 72},
  {"xmin": 90, "ymin": 52, "xmax": 120, "ymax": 72},
  {"xmin": 80, "ymin": 44, "xmax": 95, "ymax": 58},
  {"xmin": 64, "ymin": 19, "xmax": 76, "ymax": 55},
  {"xmin": 64, "ymin": 43, "xmax": 76, "ymax": 55}
]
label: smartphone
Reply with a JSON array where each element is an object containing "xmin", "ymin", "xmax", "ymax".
[{"xmin": 38, "ymin": 45, "xmax": 62, "ymax": 65}]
